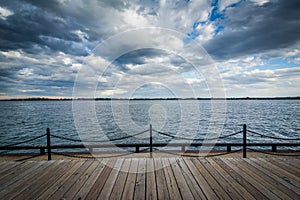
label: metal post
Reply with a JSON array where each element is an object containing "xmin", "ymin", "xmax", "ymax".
[
  {"xmin": 47, "ymin": 128, "xmax": 52, "ymax": 161},
  {"xmin": 227, "ymin": 145, "xmax": 231, "ymax": 153},
  {"xmin": 243, "ymin": 124, "xmax": 247, "ymax": 158},
  {"xmin": 40, "ymin": 148, "xmax": 45, "ymax": 155},
  {"xmin": 150, "ymin": 124, "xmax": 153, "ymax": 158}
]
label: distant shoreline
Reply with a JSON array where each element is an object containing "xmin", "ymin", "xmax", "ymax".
[{"xmin": 1, "ymin": 97, "xmax": 300, "ymax": 101}]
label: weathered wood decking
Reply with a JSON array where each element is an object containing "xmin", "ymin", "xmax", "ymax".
[{"xmin": 0, "ymin": 157, "xmax": 299, "ymax": 199}]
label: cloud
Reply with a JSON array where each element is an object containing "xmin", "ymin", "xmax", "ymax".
[
  {"xmin": 196, "ymin": 22, "xmax": 216, "ymax": 42},
  {"xmin": 19, "ymin": 89, "xmax": 44, "ymax": 93},
  {"xmin": 0, "ymin": 49, "xmax": 81, "ymax": 97},
  {"xmin": 0, "ymin": 6, "xmax": 13, "ymax": 20},
  {"xmin": 0, "ymin": 0, "xmax": 211, "ymax": 55},
  {"xmin": 222, "ymin": 67, "xmax": 300, "ymax": 96},
  {"xmin": 204, "ymin": 0, "xmax": 300, "ymax": 60},
  {"xmin": 0, "ymin": 0, "xmax": 299, "ymax": 98},
  {"xmin": 249, "ymin": 0, "xmax": 271, "ymax": 6},
  {"xmin": 0, "ymin": 0, "xmax": 93, "ymax": 55},
  {"xmin": 218, "ymin": 0, "xmax": 241, "ymax": 11}
]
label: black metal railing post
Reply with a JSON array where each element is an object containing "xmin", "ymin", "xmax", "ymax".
[
  {"xmin": 243, "ymin": 124, "xmax": 247, "ymax": 158},
  {"xmin": 272, "ymin": 145, "xmax": 277, "ymax": 152},
  {"xmin": 150, "ymin": 124, "xmax": 153, "ymax": 158},
  {"xmin": 47, "ymin": 128, "xmax": 52, "ymax": 160},
  {"xmin": 40, "ymin": 148, "xmax": 45, "ymax": 155}
]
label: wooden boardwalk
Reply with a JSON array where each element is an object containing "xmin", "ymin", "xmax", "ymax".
[{"xmin": 0, "ymin": 157, "xmax": 299, "ymax": 199}]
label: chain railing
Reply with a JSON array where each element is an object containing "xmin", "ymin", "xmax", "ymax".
[
  {"xmin": 248, "ymin": 130, "xmax": 300, "ymax": 141},
  {"xmin": 0, "ymin": 124, "xmax": 299, "ymax": 160},
  {"xmin": 51, "ymin": 129, "xmax": 149, "ymax": 143},
  {"xmin": 0, "ymin": 133, "xmax": 47, "ymax": 161},
  {"xmin": 153, "ymin": 129, "xmax": 243, "ymax": 141},
  {"xmin": 1, "ymin": 134, "xmax": 46, "ymax": 148},
  {"xmin": 246, "ymin": 128, "xmax": 300, "ymax": 157}
]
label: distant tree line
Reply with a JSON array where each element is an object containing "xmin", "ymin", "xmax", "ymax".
[{"xmin": 1, "ymin": 96, "xmax": 300, "ymax": 101}]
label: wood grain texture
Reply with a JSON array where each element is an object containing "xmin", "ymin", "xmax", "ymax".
[{"xmin": 0, "ymin": 157, "xmax": 299, "ymax": 200}]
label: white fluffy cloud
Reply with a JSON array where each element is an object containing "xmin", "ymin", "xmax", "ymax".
[
  {"xmin": 249, "ymin": 0, "xmax": 271, "ymax": 6},
  {"xmin": 0, "ymin": 6, "xmax": 13, "ymax": 20},
  {"xmin": 218, "ymin": 0, "xmax": 241, "ymax": 11}
]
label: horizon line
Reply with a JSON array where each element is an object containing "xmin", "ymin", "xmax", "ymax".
[{"xmin": 1, "ymin": 96, "xmax": 300, "ymax": 101}]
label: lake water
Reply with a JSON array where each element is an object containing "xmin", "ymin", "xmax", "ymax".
[{"xmin": 0, "ymin": 100, "xmax": 299, "ymax": 153}]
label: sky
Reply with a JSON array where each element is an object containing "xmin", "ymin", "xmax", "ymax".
[{"xmin": 0, "ymin": 0, "xmax": 300, "ymax": 99}]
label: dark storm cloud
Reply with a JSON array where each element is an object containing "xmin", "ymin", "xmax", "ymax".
[
  {"xmin": 111, "ymin": 48, "xmax": 192, "ymax": 75},
  {"xmin": 205, "ymin": 0, "xmax": 300, "ymax": 60},
  {"xmin": 0, "ymin": 0, "xmax": 88, "ymax": 55},
  {"xmin": 112, "ymin": 48, "xmax": 168, "ymax": 71},
  {"xmin": 23, "ymin": 0, "xmax": 129, "ymax": 41},
  {"xmin": 0, "ymin": 72, "xmax": 22, "ymax": 86}
]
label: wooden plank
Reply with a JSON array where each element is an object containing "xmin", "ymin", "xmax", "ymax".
[
  {"xmin": 73, "ymin": 159, "xmax": 109, "ymax": 200},
  {"xmin": 161, "ymin": 158, "xmax": 182, "ymax": 200},
  {"xmin": 221, "ymin": 158, "xmax": 281, "ymax": 200},
  {"xmin": 16, "ymin": 160, "xmax": 74, "ymax": 200},
  {"xmin": 154, "ymin": 158, "xmax": 170, "ymax": 200},
  {"xmin": 109, "ymin": 159, "xmax": 131, "ymax": 200},
  {"xmin": 1, "ymin": 158, "xmax": 299, "ymax": 200},
  {"xmin": 277, "ymin": 158, "xmax": 300, "ymax": 169},
  {"xmin": 50, "ymin": 161, "xmax": 92, "ymax": 199},
  {"xmin": 2, "ymin": 161, "xmax": 59, "ymax": 199},
  {"xmin": 200, "ymin": 158, "xmax": 246, "ymax": 200},
  {"xmin": 85, "ymin": 159, "xmax": 117, "ymax": 199},
  {"xmin": 134, "ymin": 158, "xmax": 147, "ymax": 200},
  {"xmin": 0, "ymin": 161, "xmax": 45, "ymax": 189},
  {"xmin": 0, "ymin": 161, "xmax": 56, "ymax": 199},
  {"xmin": 44, "ymin": 160, "xmax": 91, "ymax": 199},
  {"xmin": 192, "ymin": 158, "xmax": 232, "ymax": 200},
  {"xmin": 230, "ymin": 158, "xmax": 294, "ymax": 200},
  {"xmin": 184, "ymin": 158, "xmax": 217, "ymax": 199},
  {"xmin": 254, "ymin": 158, "xmax": 300, "ymax": 189},
  {"xmin": 122, "ymin": 158, "xmax": 138, "ymax": 199},
  {"xmin": 169, "ymin": 157, "xmax": 194, "ymax": 200},
  {"xmin": 267, "ymin": 158, "xmax": 300, "ymax": 177},
  {"xmin": 276, "ymin": 157, "xmax": 300, "ymax": 164},
  {"xmin": 258, "ymin": 158, "xmax": 300, "ymax": 184},
  {"xmin": 146, "ymin": 158, "xmax": 157, "ymax": 200},
  {"xmin": 0, "ymin": 161, "xmax": 35, "ymax": 186},
  {"xmin": 97, "ymin": 159, "xmax": 124, "ymax": 200},
  {"xmin": 0, "ymin": 161, "xmax": 21, "ymax": 174},
  {"xmin": 244, "ymin": 158, "xmax": 300, "ymax": 199},
  {"xmin": 175, "ymin": 158, "xmax": 206, "ymax": 199},
  {"xmin": 36, "ymin": 160, "xmax": 87, "ymax": 200},
  {"xmin": 214, "ymin": 158, "xmax": 268, "ymax": 199},
  {"xmin": 0, "ymin": 161, "xmax": 10, "ymax": 172},
  {"xmin": 62, "ymin": 160, "xmax": 101, "ymax": 200},
  {"xmin": 206, "ymin": 158, "xmax": 256, "ymax": 200}
]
